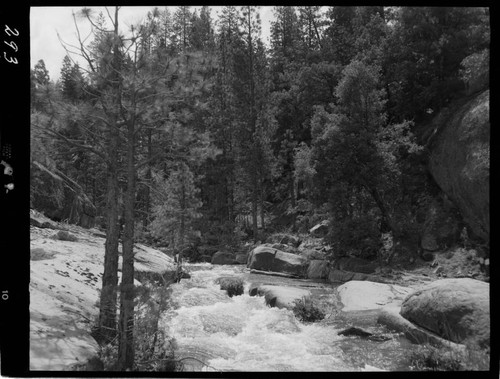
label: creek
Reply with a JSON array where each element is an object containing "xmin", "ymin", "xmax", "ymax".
[{"xmin": 159, "ymin": 263, "xmax": 417, "ymax": 372}]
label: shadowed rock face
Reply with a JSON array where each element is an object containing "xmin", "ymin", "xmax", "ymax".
[{"xmin": 428, "ymin": 90, "xmax": 489, "ymax": 242}]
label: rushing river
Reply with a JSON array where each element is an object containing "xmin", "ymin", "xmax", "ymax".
[{"xmin": 159, "ymin": 263, "xmax": 416, "ymax": 372}]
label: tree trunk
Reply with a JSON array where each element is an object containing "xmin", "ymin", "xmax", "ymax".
[
  {"xmin": 118, "ymin": 120, "xmax": 136, "ymax": 370},
  {"xmin": 259, "ymin": 177, "xmax": 265, "ymax": 231},
  {"xmin": 99, "ymin": 160, "xmax": 119, "ymax": 342},
  {"xmin": 142, "ymin": 128, "xmax": 152, "ymax": 228},
  {"xmin": 252, "ymin": 180, "xmax": 258, "ymax": 241},
  {"xmin": 289, "ymin": 172, "xmax": 296, "ymax": 232}
]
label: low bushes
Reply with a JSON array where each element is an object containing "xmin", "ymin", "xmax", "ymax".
[
  {"xmin": 292, "ymin": 297, "xmax": 325, "ymax": 323},
  {"xmin": 407, "ymin": 343, "xmax": 489, "ymax": 371}
]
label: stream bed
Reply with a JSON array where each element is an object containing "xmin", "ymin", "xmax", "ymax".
[{"xmin": 159, "ymin": 263, "xmax": 417, "ymax": 372}]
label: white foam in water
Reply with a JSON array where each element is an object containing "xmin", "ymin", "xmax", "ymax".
[{"xmin": 161, "ymin": 265, "xmax": 354, "ymax": 372}]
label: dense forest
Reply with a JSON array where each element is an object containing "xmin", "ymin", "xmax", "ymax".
[{"xmin": 30, "ymin": 6, "xmax": 489, "ymax": 370}]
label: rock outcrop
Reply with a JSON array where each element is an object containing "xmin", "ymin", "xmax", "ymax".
[
  {"xmin": 247, "ymin": 245, "xmax": 308, "ymax": 277},
  {"xmin": 428, "ymin": 90, "xmax": 489, "ymax": 242},
  {"xmin": 400, "ymin": 278, "xmax": 490, "ymax": 348}
]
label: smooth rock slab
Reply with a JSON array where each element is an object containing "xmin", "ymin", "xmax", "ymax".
[
  {"xmin": 400, "ymin": 278, "xmax": 489, "ymax": 347},
  {"xmin": 337, "ymin": 281, "xmax": 413, "ymax": 312}
]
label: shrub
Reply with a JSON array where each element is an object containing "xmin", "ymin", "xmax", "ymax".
[
  {"xmin": 92, "ymin": 282, "xmax": 180, "ymax": 371},
  {"xmin": 292, "ymin": 297, "xmax": 325, "ymax": 323},
  {"xmin": 407, "ymin": 343, "xmax": 489, "ymax": 371},
  {"xmin": 51, "ymin": 230, "xmax": 78, "ymax": 242},
  {"xmin": 30, "ymin": 247, "xmax": 56, "ymax": 261}
]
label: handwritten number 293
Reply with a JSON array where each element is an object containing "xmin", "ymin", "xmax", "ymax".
[{"xmin": 4, "ymin": 25, "xmax": 19, "ymax": 64}]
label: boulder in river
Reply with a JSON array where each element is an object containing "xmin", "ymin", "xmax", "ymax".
[
  {"xmin": 400, "ymin": 278, "xmax": 489, "ymax": 348},
  {"xmin": 211, "ymin": 251, "xmax": 236, "ymax": 265},
  {"xmin": 249, "ymin": 284, "xmax": 311, "ymax": 310},
  {"xmin": 247, "ymin": 245, "xmax": 308, "ymax": 277},
  {"xmin": 338, "ymin": 326, "xmax": 391, "ymax": 342}
]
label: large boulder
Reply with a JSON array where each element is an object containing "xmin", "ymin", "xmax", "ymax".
[
  {"xmin": 428, "ymin": 90, "xmax": 489, "ymax": 242},
  {"xmin": 400, "ymin": 278, "xmax": 489, "ymax": 348},
  {"xmin": 307, "ymin": 260, "xmax": 329, "ymax": 279},
  {"xmin": 249, "ymin": 284, "xmax": 311, "ymax": 310},
  {"xmin": 247, "ymin": 245, "xmax": 308, "ymax": 277},
  {"xmin": 337, "ymin": 281, "xmax": 413, "ymax": 312},
  {"xmin": 211, "ymin": 251, "xmax": 236, "ymax": 265}
]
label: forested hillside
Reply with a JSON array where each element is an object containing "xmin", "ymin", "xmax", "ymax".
[{"xmin": 30, "ymin": 6, "xmax": 489, "ymax": 370}]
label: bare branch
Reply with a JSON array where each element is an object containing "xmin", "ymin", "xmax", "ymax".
[{"xmin": 32, "ymin": 121, "xmax": 109, "ymax": 164}]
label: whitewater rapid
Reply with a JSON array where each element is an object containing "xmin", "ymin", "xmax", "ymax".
[{"xmin": 159, "ymin": 263, "xmax": 413, "ymax": 372}]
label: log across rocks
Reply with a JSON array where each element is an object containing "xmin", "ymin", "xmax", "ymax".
[{"xmin": 247, "ymin": 245, "xmax": 308, "ymax": 277}]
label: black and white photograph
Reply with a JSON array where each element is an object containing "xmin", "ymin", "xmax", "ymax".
[{"xmin": 4, "ymin": 4, "xmax": 491, "ymax": 374}]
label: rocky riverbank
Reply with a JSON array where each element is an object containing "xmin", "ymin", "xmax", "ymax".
[{"xmin": 29, "ymin": 209, "xmax": 490, "ymax": 371}]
